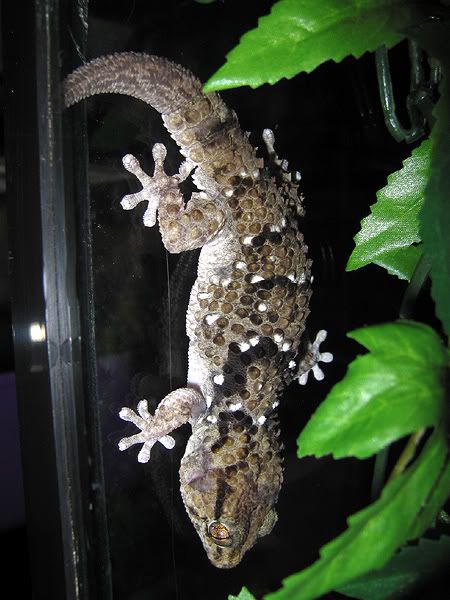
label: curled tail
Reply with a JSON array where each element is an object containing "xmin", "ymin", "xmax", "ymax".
[
  {"xmin": 63, "ymin": 52, "xmax": 203, "ymax": 114},
  {"xmin": 64, "ymin": 52, "xmax": 259, "ymax": 182}
]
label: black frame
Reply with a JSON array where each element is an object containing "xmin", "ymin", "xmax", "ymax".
[{"xmin": 3, "ymin": 1, "xmax": 110, "ymax": 597}]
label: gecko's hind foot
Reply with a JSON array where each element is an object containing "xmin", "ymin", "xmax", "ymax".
[
  {"xmin": 262, "ymin": 129, "xmax": 304, "ymax": 216},
  {"xmin": 120, "ymin": 143, "xmax": 194, "ymax": 228}
]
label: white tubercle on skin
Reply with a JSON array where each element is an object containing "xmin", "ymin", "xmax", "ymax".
[
  {"xmin": 250, "ymin": 275, "xmax": 264, "ymax": 283},
  {"xmin": 213, "ymin": 374, "xmax": 224, "ymax": 385},
  {"xmin": 205, "ymin": 313, "xmax": 221, "ymax": 325}
]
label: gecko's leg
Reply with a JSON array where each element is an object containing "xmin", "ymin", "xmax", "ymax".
[
  {"xmin": 295, "ymin": 330, "xmax": 333, "ymax": 385},
  {"xmin": 262, "ymin": 128, "xmax": 305, "ymax": 217},
  {"xmin": 121, "ymin": 143, "xmax": 226, "ymax": 252},
  {"xmin": 118, "ymin": 388, "xmax": 206, "ymax": 463},
  {"xmin": 262, "ymin": 128, "xmax": 292, "ymax": 176}
]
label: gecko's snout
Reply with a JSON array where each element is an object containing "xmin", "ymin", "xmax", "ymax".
[{"xmin": 206, "ymin": 544, "xmax": 244, "ymax": 569}]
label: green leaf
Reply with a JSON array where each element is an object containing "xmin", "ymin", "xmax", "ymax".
[
  {"xmin": 418, "ymin": 47, "xmax": 450, "ymax": 334},
  {"xmin": 347, "ymin": 139, "xmax": 431, "ymax": 281},
  {"xmin": 229, "ymin": 587, "xmax": 257, "ymax": 600},
  {"xmin": 204, "ymin": 0, "xmax": 420, "ymax": 91},
  {"xmin": 336, "ymin": 536, "xmax": 450, "ymax": 600},
  {"xmin": 265, "ymin": 428, "xmax": 450, "ymax": 600},
  {"xmin": 369, "ymin": 245, "xmax": 423, "ymax": 281},
  {"xmin": 297, "ymin": 321, "xmax": 447, "ymax": 460}
]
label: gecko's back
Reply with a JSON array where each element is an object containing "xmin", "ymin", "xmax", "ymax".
[{"xmin": 64, "ymin": 53, "xmax": 329, "ymax": 568}]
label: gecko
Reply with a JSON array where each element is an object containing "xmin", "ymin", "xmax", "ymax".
[{"xmin": 64, "ymin": 53, "xmax": 332, "ymax": 569}]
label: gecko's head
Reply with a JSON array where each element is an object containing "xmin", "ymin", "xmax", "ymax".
[{"xmin": 179, "ymin": 418, "xmax": 283, "ymax": 568}]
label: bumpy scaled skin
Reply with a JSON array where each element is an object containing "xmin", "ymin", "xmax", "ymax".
[{"xmin": 64, "ymin": 53, "xmax": 332, "ymax": 568}]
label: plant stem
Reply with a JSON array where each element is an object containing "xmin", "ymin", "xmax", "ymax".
[
  {"xmin": 370, "ymin": 256, "xmax": 432, "ymax": 497},
  {"xmin": 386, "ymin": 428, "xmax": 426, "ymax": 484},
  {"xmin": 371, "ymin": 447, "xmax": 389, "ymax": 500},
  {"xmin": 399, "ymin": 254, "xmax": 432, "ymax": 320}
]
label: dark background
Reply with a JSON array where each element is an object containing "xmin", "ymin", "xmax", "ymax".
[{"xmin": 1, "ymin": 0, "xmax": 446, "ymax": 598}]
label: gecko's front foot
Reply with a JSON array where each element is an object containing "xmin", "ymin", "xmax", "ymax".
[
  {"xmin": 295, "ymin": 329, "xmax": 333, "ymax": 385},
  {"xmin": 118, "ymin": 399, "xmax": 176, "ymax": 463},
  {"xmin": 118, "ymin": 387, "xmax": 205, "ymax": 463}
]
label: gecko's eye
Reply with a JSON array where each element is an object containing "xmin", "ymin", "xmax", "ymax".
[{"xmin": 208, "ymin": 521, "xmax": 233, "ymax": 546}]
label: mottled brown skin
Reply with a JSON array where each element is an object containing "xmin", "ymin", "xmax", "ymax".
[
  {"xmin": 179, "ymin": 410, "xmax": 283, "ymax": 567},
  {"xmin": 64, "ymin": 53, "xmax": 315, "ymax": 568}
]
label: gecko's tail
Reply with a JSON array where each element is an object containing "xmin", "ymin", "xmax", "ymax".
[
  {"xmin": 64, "ymin": 52, "xmax": 258, "ymax": 179},
  {"xmin": 63, "ymin": 52, "xmax": 203, "ymax": 114}
]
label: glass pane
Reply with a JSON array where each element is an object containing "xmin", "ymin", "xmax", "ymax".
[{"xmin": 64, "ymin": 1, "xmax": 411, "ymax": 597}]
